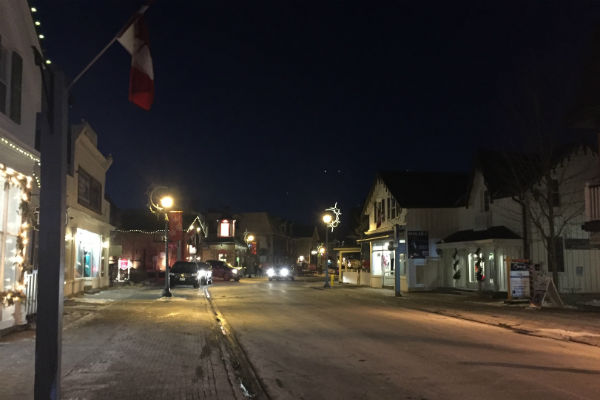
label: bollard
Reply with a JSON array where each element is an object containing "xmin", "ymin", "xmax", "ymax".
[{"xmin": 331, "ymin": 274, "xmax": 335, "ymax": 287}]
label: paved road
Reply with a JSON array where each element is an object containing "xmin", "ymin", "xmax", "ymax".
[
  {"xmin": 209, "ymin": 279, "xmax": 600, "ymax": 400},
  {"xmin": 2, "ymin": 279, "xmax": 600, "ymax": 399}
]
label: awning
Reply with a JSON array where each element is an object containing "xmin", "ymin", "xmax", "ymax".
[{"xmin": 357, "ymin": 230, "xmax": 395, "ymax": 243}]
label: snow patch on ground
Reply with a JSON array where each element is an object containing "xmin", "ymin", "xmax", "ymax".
[
  {"xmin": 74, "ymin": 298, "xmax": 115, "ymax": 304},
  {"xmin": 155, "ymin": 296, "xmax": 189, "ymax": 302},
  {"xmin": 536, "ymin": 328, "xmax": 600, "ymax": 339},
  {"xmin": 580, "ymin": 299, "xmax": 600, "ymax": 307}
]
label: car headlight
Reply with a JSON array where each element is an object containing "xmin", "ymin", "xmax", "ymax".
[
  {"xmin": 232, "ymin": 269, "xmax": 238, "ymax": 274},
  {"xmin": 267, "ymin": 268, "xmax": 275, "ymax": 277},
  {"xmin": 280, "ymin": 268, "xmax": 289, "ymax": 277}
]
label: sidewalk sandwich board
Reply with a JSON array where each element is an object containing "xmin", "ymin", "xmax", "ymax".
[
  {"xmin": 530, "ymin": 271, "xmax": 564, "ymax": 308},
  {"xmin": 506, "ymin": 258, "xmax": 531, "ymax": 299}
]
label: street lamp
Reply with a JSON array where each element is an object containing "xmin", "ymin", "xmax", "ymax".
[
  {"xmin": 148, "ymin": 186, "xmax": 174, "ymax": 297},
  {"xmin": 244, "ymin": 232, "xmax": 256, "ymax": 276},
  {"xmin": 160, "ymin": 195, "xmax": 174, "ymax": 297},
  {"xmin": 321, "ymin": 203, "xmax": 341, "ymax": 288}
]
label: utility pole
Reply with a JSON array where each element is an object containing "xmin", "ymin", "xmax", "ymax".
[
  {"xmin": 394, "ymin": 224, "xmax": 401, "ymax": 297},
  {"xmin": 34, "ymin": 69, "xmax": 68, "ymax": 400}
]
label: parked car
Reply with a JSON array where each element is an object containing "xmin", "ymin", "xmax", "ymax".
[
  {"xmin": 206, "ymin": 260, "xmax": 241, "ymax": 281},
  {"xmin": 266, "ymin": 265, "xmax": 296, "ymax": 281},
  {"xmin": 169, "ymin": 261, "xmax": 212, "ymax": 288}
]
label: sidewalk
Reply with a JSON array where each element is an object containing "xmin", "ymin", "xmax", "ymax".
[
  {"xmin": 346, "ymin": 285, "xmax": 600, "ymax": 347},
  {"xmin": 0, "ymin": 285, "xmax": 244, "ymax": 400}
]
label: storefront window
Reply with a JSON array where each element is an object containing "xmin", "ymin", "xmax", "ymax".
[
  {"xmin": 6, "ymin": 184, "xmax": 20, "ymax": 235},
  {"xmin": 0, "ymin": 177, "xmax": 23, "ymax": 291},
  {"xmin": 372, "ymin": 243, "xmax": 392, "ymax": 276},
  {"xmin": 468, "ymin": 252, "xmax": 485, "ymax": 283},
  {"xmin": 2, "ymin": 235, "xmax": 16, "ymax": 290},
  {"xmin": 75, "ymin": 229, "xmax": 102, "ymax": 278}
]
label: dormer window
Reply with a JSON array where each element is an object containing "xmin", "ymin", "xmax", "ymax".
[{"xmin": 218, "ymin": 219, "xmax": 235, "ymax": 237}]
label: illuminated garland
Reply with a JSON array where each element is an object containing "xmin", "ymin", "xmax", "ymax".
[
  {"xmin": 0, "ymin": 164, "xmax": 33, "ymax": 295},
  {"xmin": 113, "ymin": 228, "xmax": 166, "ymax": 235},
  {"xmin": 0, "ymin": 137, "xmax": 40, "ymax": 166},
  {"xmin": 0, "ymin": 288, "xmax": 26, "ymax": 306}
]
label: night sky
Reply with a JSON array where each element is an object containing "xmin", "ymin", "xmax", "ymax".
[{"xmin": 37, "ymin": 0, "xmax": 600, "ymax": 224}]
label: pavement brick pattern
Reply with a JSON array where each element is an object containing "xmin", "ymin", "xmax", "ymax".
[{"xmin": 0, "ymin": 289, "xmax": 241, "ymax": 400}]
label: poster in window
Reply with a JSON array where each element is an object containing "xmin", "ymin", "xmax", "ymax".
[{"xmin": 408, "ymin": 231, "xmax": 429, "ymax": 258}]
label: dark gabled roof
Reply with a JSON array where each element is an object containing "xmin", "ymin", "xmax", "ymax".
[
  {"xmin": 440, "ymin": 226, "xmax": 521, "ymax": 244},
  {"xmin": 474, "ymin": 142, "xmax": 597, "ymax": 200},
  {"xmin": 474, "ymin": 149, "xmax": 539, "ymax": 199},
  {"xmin": 378, "ymin": 170, "xmax": 470, "ymax": 209}
]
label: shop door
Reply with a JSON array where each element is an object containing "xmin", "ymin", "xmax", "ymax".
[{"xmin": 382, "ymin": 251, "xmax": 395, "ymax": 287}]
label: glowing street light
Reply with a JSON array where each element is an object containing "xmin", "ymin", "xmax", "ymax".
[
  {"xmin": 160, "ymin": 195, "xmax": 173, "ymax": 209},
  {"xmin": 321, "ymin": 203, "xmax": 341, "ymax": 288},
  {"xmin": 244, "ymin": 231, "xmax": 257, "ymax": 276},
  {"xmin": 149, "ymin": 186, "xmax": 175, "ymax": 297}
]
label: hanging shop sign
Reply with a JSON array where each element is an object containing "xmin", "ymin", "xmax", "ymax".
[{"xmin": 408, "ymin": 231, "xmax": 429, "ymax": 258}]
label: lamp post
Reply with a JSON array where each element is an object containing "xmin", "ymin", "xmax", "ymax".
[
  {"xmin": 148, "ymin": 186, "xmax": 174, "ymax": 298},
  {"xmin": 160, "ymin": 195, "xmax": 174, "ymax": 297},
  {"xmin": 322, "ymin": 214, "xmax": 332, "ymax": 288},
  {"xmin": 321, "ymin": 202, "xmax": 341, "ymax": 289},
  {"xmin": 244, "ymin": 231, "xmax": 256, "ymax": 276}
]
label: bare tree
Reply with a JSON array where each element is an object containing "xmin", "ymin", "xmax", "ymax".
[{"xmin": 492, "ymin": 63, "xmax": 598, "ymax": 288}]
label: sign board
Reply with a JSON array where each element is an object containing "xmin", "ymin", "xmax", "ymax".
[
  {"xmin": 118, "ymin": 258, "xmax": 131, "ymax": 270},
  {"xmin": 508, "ymin": 259, "xmax": 530, "ymax": 299},
  {"xmin": 530, "ymin": 271, "xmax": 564, "ymax": 308},
  {"xmin": 408, "ymin": 231, "xmax": 429, "ymax": 258}
]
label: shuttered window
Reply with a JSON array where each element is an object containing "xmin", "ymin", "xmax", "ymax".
[
  {"xmin": 0, "ymin": 36, "xmax": 7, "ymax": 114},
  {"xmin": 9, "ymin": 51, "xmax": 22, "ymax": 123},
  {"xmin": 78, "ymin": 168, "xmax": 102, "ymax": 213}
]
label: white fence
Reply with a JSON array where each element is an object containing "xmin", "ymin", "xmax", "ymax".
[{"xmin": 24, "ymin": 270, "xmax": 38, "ymax": 316}]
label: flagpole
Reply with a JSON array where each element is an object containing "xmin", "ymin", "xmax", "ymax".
[{"xmin": 67, "ymin": 2, "xmax": 152, "ymax": 90}]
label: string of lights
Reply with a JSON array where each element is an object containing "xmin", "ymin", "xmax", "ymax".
[
  {"xmin": 0, "ymin": 137, "xmax": 41, "ymax": 165},
  {"xmin": 112, "ymin": 228, "xmax": 167, "ymax": 235},
  {"xmin": 29, "ymin": 4, "xmax": 52, "ymax": 65}
]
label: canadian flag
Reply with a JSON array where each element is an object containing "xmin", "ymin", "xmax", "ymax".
[{"xmin": 117, "ymin": 13, "xmax": 154, "ymax": 110}]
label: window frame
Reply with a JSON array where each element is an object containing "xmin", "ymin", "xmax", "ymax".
[{"xmin": 77, "ymin": 168, "xmax": 102, "ymax": 214}]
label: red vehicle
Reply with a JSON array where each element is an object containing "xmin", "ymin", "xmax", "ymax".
[{"xmin": 205, "ymin": 260, "xmax": 242, "ymax": 281}]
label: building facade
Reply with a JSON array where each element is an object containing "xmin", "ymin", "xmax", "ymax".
[
  {"xmin": 360, "ymin": 171, "xmax": 469, "ymax": 291},
  {"xmin": 0, "ymin": 1, "xmax": 42, "ymax": 330},
  {"xmin": 237, "ymin": 212, "xmax": 294, "ymax": 272},
  {"xmin": 357, "ymin": 146, "xmax": 600, "ymax": 295},
  {"xmin": 63, "ymin": 123, "xmax": 113, "ymax": 296},
  {"xmin": 199, "ymin": 213, "xmax": 247, "ymax": 267}
]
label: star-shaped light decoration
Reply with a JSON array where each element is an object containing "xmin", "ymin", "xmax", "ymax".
[{"xmin": 324, "ymin": 202, "xmax": 341, "ymax": 232}]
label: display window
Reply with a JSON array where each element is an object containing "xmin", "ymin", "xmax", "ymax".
[
  {"xmin": 75, "ymin": 228, "xmax": 102, "ymax": 278},
  {"xmin": 0, "ymin": 176, "xmax": 25, "ymax": 291},
  {"xmin": 372, "ymin": 243, "xmax": 392, "ymax": 276}
]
